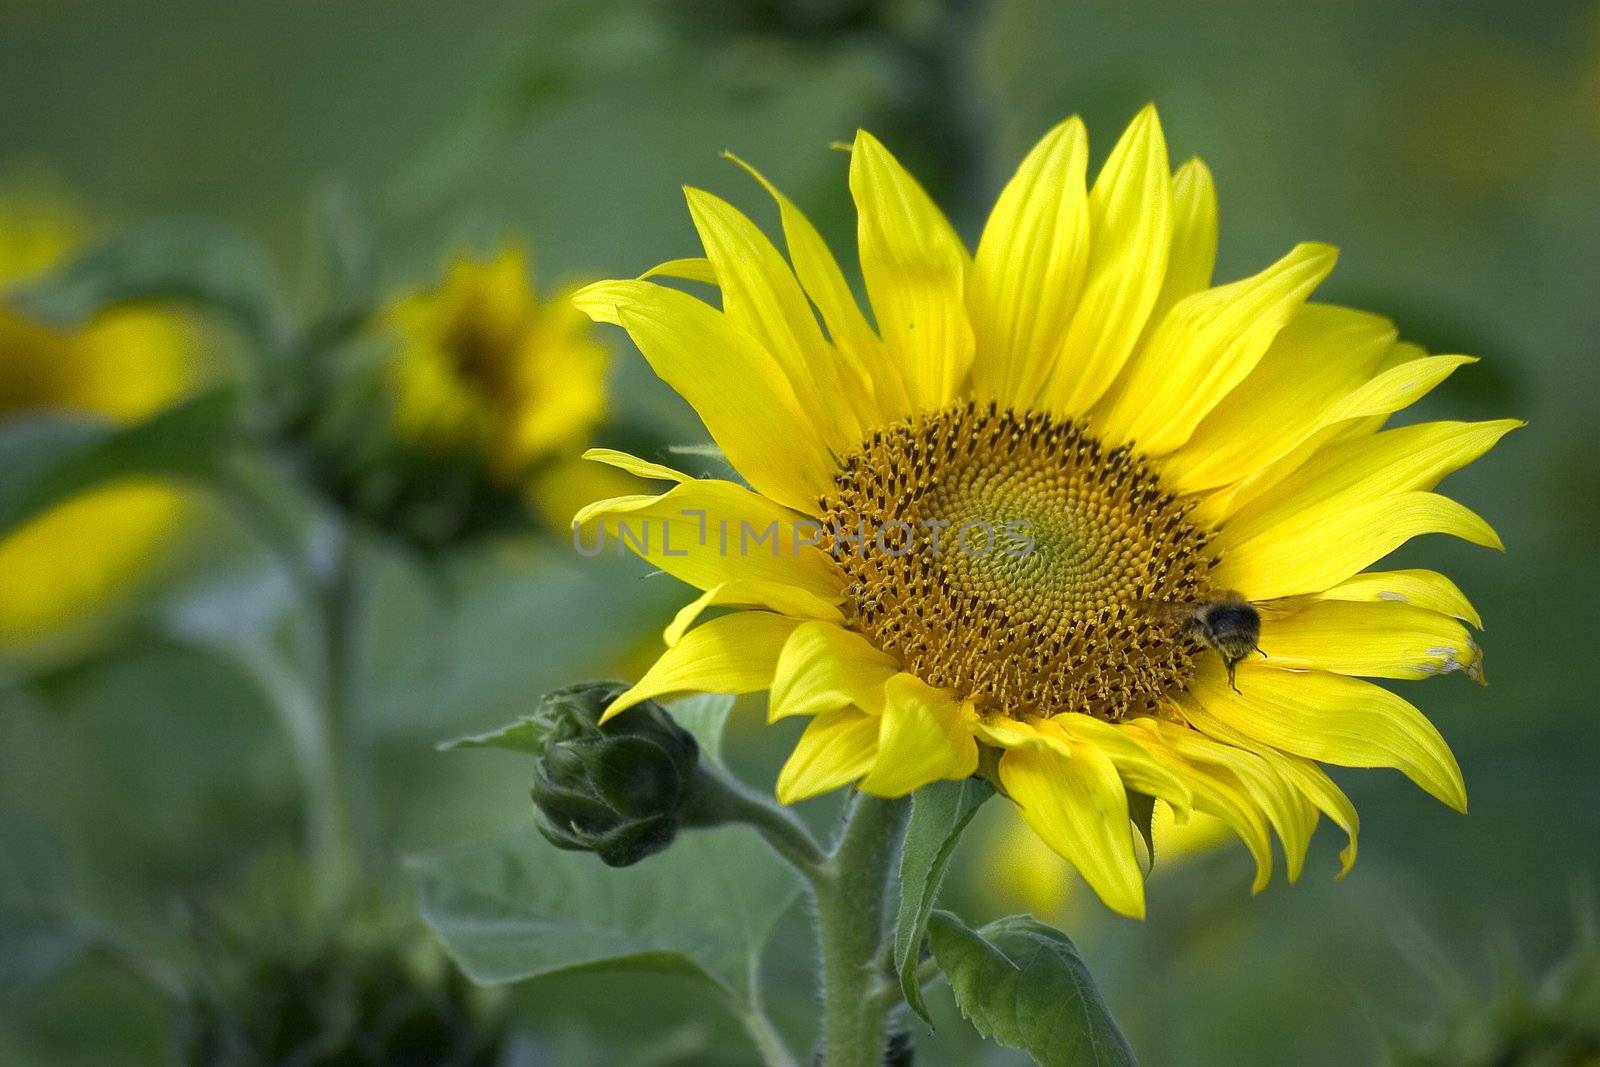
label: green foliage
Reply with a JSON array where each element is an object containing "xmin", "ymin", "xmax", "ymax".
[
  {"xmin": 11, "ymin": 219, "xmax": 291, "ymax": 358},
  {"xmin": 0, "ymin": 387, "xmax": 238, "ymax": 541},
  {"xmin": 0, "ymin": 814, "xmax": 90, "ymax": 994},
  {"xmin": 894, "ymin": 777, "xmax": 993, "ymax": 1026},
  {"xmin": 928, "ymin": 911, "xmax": 1138, "ymax": 1067},
  {"xmin": 408, "ymin": 821, "xmax": 801, "ymax": 1007}
]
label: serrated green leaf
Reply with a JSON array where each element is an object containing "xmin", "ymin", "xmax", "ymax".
[
  {"xmin": 408, "ymin": 819, "xmax": 801, "ymax": 1002},
  {"xmin": 928, "ymin": 911, "xmax": 1137, "ymax": 1066},
  {"xmin": 11, "ymin": 219, "xmax": 290, "ymax": 355},
  {"xmin": 0, "ymin": 387, "xmax": 238, "ymax": 539},
  {"xmin": 667, "ymin": 692, "xmax": 735, "ymax": 766},
  {"xmin": 894, "ymin": 777, "xmax": 994, "ymax": 1026}
]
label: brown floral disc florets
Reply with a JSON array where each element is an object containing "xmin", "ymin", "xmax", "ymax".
[{"xmin": 819, "ymin": 401, "xmax": 1216, "ymax": 721}]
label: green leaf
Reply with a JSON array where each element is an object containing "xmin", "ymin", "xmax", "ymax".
[
  {"xmin": 667, "ymin": 693, "xmax": 735, "ymax": 766},
  {"xmin": 435, "ymin": 716, "xmax": 549, "ymax": 755},
  {"xmin": 0, "ymin": 814, "xmax": 91, "ymax": 993},
  {"xmin": 0, "ymin": 387, "xmax": 238, "ymax": 539},
  {"xmin": 11, "ymin": 219, "xmax": 290, "ymax": 355},
  {"xmin": 408, "ymin": 819, "xmax": 801, "ymax": 1002},
  {"xmin": 894, "ymin": 777, "xmax": 994, "ymax": 1026},
  {"xmin": 928, "ymin": 911, "xmax": 1138, "ymax": 1067}
]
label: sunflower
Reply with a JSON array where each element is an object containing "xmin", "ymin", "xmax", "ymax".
[
  {"xmin": 571, "ymin": 106, "xmax": 1516, "ymax": 918},
  {"xmin": 384, "ymin": 247, "xmax": 608, "ymax": 489}
]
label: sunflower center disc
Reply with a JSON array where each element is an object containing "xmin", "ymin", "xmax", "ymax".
[{"xmin": 820, "ymin": 402, "xmax": 1216, "ymax": 721}]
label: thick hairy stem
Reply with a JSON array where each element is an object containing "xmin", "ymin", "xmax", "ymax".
[{"xmin": 813, "ymin": 793, "xmax": 912, "ymax": 1067}]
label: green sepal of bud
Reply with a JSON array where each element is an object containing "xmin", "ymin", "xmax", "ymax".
[{"xmin": 526, "ymin": 682, "xmax": 701, "ymax": 868}]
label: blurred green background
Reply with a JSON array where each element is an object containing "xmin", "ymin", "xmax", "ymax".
[{"xmin": 2, "ymin": 1, "xmax": 1597, "ymax": 1064}]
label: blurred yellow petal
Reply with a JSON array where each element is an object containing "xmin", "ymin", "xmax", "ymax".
[
  {"xmin": 769, "ymin": 620, "xmax": 897, "ymax": 721},
  {"xmin": 1043, "ymin": 104, "xmax": 1171, "ymax": 415},
  {"xmin": 1315, "ymin": 568, "xmax": 1482, "ymax": 629},
  {"xmin": 968, "ymin": 117, "xmax": 1090, "ymax": 406},
  {"xmin": 1185, "ymin": 659, "xmax": 1467, "ymax": 812},
  {"xmin": 1213, "ymin": 490, "xmax": 1502, "ymax": 601},
  {"xmin": 1261, "ymin": 599, "xmax": 1483, "ymax": 683},
  {"xmin": 605, "ymin": 611, "xmax": 800, "ymax": 720},
  {"xmin": 849, "ymin": 130, "xmax": 974, "ymax": 411},
  {"xmin": 998, "ymin": 741, "xmax": 1145, "ymax": 918},
  {"xmin": 573, "ymin": 279, "xmax": 833, "ymax": 512},
  {"xmin": 1098, "ymin": 242, "xmax": 1338, "ymax": 454},
  {"xmin": 858, "ymin": 674, "xmax": 978, "ymax": 797},
  {"xmin": 663, "ymin": 581, "xmax": 843, "ymax": 647},
  {"xmin": 776, "ymin": 709, "xmax": 881, "ymax": 804}
]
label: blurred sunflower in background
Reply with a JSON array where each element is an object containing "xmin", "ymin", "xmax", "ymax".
[
  {"xmin": 0, "ymin": 182, "xmax": 203, "ymax": 661},
  {"xmin": 303, "ymin": 246, "xmax": 615, "ymax": 549},
  {"xmin": 573, "ymin": 105, "xmax": 1517, "ymax": 919}
]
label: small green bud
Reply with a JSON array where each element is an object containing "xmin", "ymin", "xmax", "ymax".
[{"xmin": 528, "ymin": 682, "xmax": 701, "ymax": 868}]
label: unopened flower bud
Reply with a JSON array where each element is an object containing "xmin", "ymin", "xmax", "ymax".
[{"xmin": 528, "ymin": 682, "xmax": 700, "ymax": 867}]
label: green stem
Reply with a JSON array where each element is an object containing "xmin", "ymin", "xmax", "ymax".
[
  {"xmin": 314, "ymin": 521, "xmax": 370, "ymax": 896},
  {"xmin": 686, "ymin": 763, "xmax": 828, "ymax": 878},
  {"xmin": 813, "ymin": 793, "xmax": 911, "ymax": 1067}
]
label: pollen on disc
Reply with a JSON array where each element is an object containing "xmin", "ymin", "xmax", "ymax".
[{"xmin": 819, "ymin": 401, "xmax": 1216, "ymax": 721}]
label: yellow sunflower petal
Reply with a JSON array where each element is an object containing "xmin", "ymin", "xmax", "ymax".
[
  {"xmin": 997, "ymin": 741, "xmax": 1145, "ymax": 918},
  {"xmin": 1315, "ymin": 568, "xmax": 1482, "ymax": 629},
  {"xmin": 849, "ymin": 129, "xmax": 974, "ymax": 411},
  {"xmin": 1190, "ymin": 350, "xmax": 1477, "ymax": 526},
  {"xmin": 1044, "ymin": 103, "xmax": 1172, "ymax": 415},
  {"xmin": 1048, "ymin": 715, "xmax": 1194, "ymax": 816},
  {"xmin": 1224, "ymin": 419, "xmax": 1521, "ymax": 546},
  {"xmin": 1212, "ymin": 490, "xmax": 1502, "ymax": 601},
  {"xmin": 1130, "ymin": 719, "xmax": 1314, "ymax": 882},
  {"xmin": 1169, "ymin": 757, "xmax": 1276, "ymax": 893},
  {"xmin": 1185, "ymin": 660, "xmax": 1467, "ymax": 812},
  {"xmin": 724, "ymin": 151, "xmax": 903, "ymax": 424},
  {"xmin": 857, "ymin": 673, "xmax": 978, "ymax": 797},
  {"xmin": 768, "ymin": 620, "xmax": 898, "ymax": 721},
  {"xmin": 1268, "ymin": 754, "xmax": 1360, "ymax": 877},
  {"xmin": 1145, "ymin": 157, "xmax": 1219, "ymax": 326},
  {"xmin": 1097, "ymin": 241, "xmax": 1338, "ymax": 454},
  {"xmin": 638, "ymin": 257, "xmax": 718, "ymax": 285},
  {"xmin": 1324, "ymin": 353, "xmax": 1478, "ymax": 424},
  {"xmin": 574, "ymin": 478, "xmax": 842, "ymax": 597},
  {"xmin": 1261, "ymin": 599, "xmax": 1483, "ymax": 683},
  {"xmin": 604, "ymin": 611, "xmax": 801, "ymax": 721},
  {"xmin": 684, "ymin": 187, "xmax": 860, "ymax": 451},
  {"xmin": 663, "ymin": 581, "xmax": 844, "ymax": 647},
  {"xmin": 968, "ymin": 116, "xmax": 1090, "ymax": 406},
  {"xmin": 572, "ymin": 279, "xmax": 833, "ymax": 512},
  {"xmin": 1164, "ymin": 304, "xmax": 1395, "ymax": 493},
  {"xmin": 580, "ymin": 446, "xmax": 692, "ymax": 484},
  {"xmin": 775, "ymin": 709, "xmax": 881, "ymax": 804}
]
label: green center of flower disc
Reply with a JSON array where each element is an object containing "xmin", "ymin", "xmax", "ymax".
[{"xmin": 820, "ymin": 402, "xmax": 1216, "ymax": 720}]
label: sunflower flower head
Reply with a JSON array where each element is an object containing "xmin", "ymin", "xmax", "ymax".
[
  {"xmin": 572, "ymin": 105, "xmax": 1517, "ymax": 918},
  {"xmin": 303, "ymin": 246, "xmax": 609, "ymax": 549},
  {"xmin": 0, "ymin": 184, "xmax": 199, "ymax": 657}
]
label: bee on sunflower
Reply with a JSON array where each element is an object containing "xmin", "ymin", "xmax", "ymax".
[{"xmin": 571, "ymin": 104, "xmax": 1517, "ymax": 920}]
